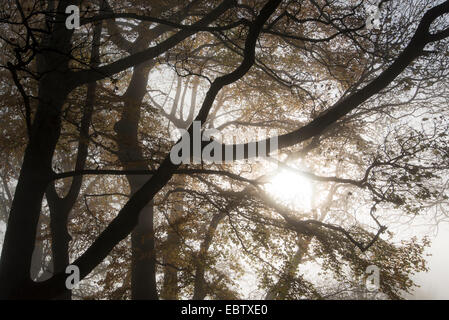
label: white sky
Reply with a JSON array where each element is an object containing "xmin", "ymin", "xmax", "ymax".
[{"xmin": 408, "ymin": 223, "xmax": 449, "ymax": 299}]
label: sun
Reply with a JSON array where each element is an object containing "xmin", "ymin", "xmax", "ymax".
[{"xmin": 265, "ymin": 169, "xmax": 313, "ymax": 211}]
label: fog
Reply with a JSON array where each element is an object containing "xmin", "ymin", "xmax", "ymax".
[{"xmin": 410, "ymin": 224, "xmax": 449, "ymax": 299}]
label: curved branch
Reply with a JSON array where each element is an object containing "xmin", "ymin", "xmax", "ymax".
[
  {"xmin": 69, "ymin": 0, "xmax": 238, "ymax": 88},
  {"xmin": 207, "ymin": 0, "xmax": 449, "ymax": 160}
]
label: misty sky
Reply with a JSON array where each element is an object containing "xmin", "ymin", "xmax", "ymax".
[{"xmin": 410, "ymin": 224, "xmax": 449, "ymax": 299}]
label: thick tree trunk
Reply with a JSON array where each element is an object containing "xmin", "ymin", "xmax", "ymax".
[
  {"xmin": 0, "ymin": 79, "xmax": 68, "ymax": 298},
  {"xmin": 115, "ymin": 61, "xmax": 158, "ymax": 300},
  {"xmin": 129, "ymin": 177, "xmax": 158, "ymax": 300},
  {"xmin": 47, "ymin": 198, "xmax": 72, "ymax": 299},
  {"xmin": 45, "ymin": 20, "xmax": 101, "ymax": 299}
]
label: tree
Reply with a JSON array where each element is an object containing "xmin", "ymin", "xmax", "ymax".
[{"xmin": 0, "ymin": 0, "xmax": 448, "ymax": 299}]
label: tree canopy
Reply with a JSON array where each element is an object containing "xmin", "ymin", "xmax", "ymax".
[{"xmin": 0, "ymin": 0, "xmax": 448, "ymax": 300}]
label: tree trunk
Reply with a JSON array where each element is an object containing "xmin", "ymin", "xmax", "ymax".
[
  {"xmin": 115, "ymin": 61, "xmax": 158, "ymax": 300},
  {"xmin": 129, "ymin": 177, "xmax": 158, "ymax": 300},
  {"xmin": 160, "ymin": 199, "xmax": 182, "ymax": 300},
  {"xmin": 0, "ymin": 79, "xmax": 68, "ymax": 298},
  {"xmin": 193, "ymin": 211, "xmax": 226, "ymax": 300},
  {"xmin": 45, "ymin": 19, "xmax": 101, "ymax": 299}
]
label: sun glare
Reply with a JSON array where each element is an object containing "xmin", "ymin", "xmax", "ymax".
[{"xmin": 266, "ymin": 170, "xmax": 313, "ymax": 211}]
